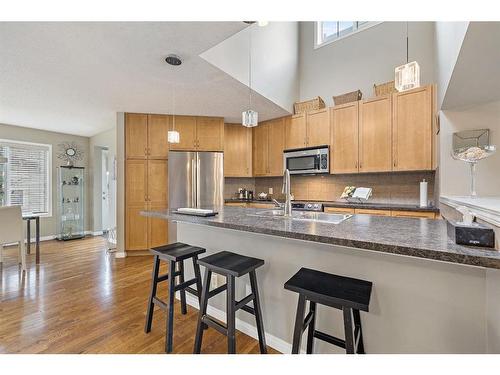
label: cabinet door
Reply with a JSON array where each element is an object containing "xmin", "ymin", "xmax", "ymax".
[
  {"xmin": 148, "ymin": 204, "xmax": 169, "ymax": 248},
  {"xmin": 252, "ymin": 123, "xmax": 269, "ymax": 176},
  {"xmin": 169, "ymin": 115, "xmax": 197, "ymax": 151},
  {"xmin": 331, "ymin": 103, "xmax": 359, "ymax": 174},
  {"xmin": 147, "ymin": 159, "xmax": 168, "ymax": 206},
  {"xmin": 391, "ymin": 210, "xmax": 436, "ymax": 219},
  {"xmin": 196, "ymin": 117, "xmax": 224, "ymax": 151},
  {"xmin": 125, "ymin": 113, "xmax": 148, "ymax": 159},
  {"xmin": 324, "ymin": 207, "xmax": 355, "ymax": 214},
  {"xmin": 307, "ymin": 109, "xmax": 330, "ymax": 147},
  {"xmin": 224, "ymin": 124, "xmax": 252, "ymax": 177},
  {"xmin": 267, "ymin": 117, "xmax": 286, "ymax": 176},
  {"xmin": 359, "ymin": 95, "xmax": 392, "ymax": 172},
  {"xmin": 126, "ymin": 206, "xmax": 149, "ymax": 250},
  {"xmin": 148, "ymin": 114, "xmax": 171, "ymax": 159},
  {"xmin": 285, "ymin": 114, "xmax": 307, "ymax": 150},
  {"xmin": 247, "ymin": 203, "xmax": 275, "ymax": 209},
  {"xmin": 393, "ymin": 85, "xmax": 433, "ymax": 171},
  {"xmin": 126, "ymin": 160, "xmax": 147, "ymax": 205}
]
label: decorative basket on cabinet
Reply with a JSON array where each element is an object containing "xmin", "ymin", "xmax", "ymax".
[
  {"xmin": 373, "ymin": 81, "xmax": 397, "ymax": 96},
  {"xmin": 293, "ymin": 96, "xmax": 325, "ymax": 114},
  {"xmin": 332, "ymin": 90, "xmax": 363, "ymax": 106}
]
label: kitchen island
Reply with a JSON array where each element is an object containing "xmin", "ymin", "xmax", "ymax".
[{"xmin": 142, "ymin": 206, "xmax": 500, "ymax": 353}]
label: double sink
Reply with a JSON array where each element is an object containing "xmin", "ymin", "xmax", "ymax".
[{"xmin": 249, "ymin": 209, "xmax": 352, "ymax": 224}]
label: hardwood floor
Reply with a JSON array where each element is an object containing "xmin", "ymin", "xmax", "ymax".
[{"xmin": 0, "ymin": 237, "xmax": 278, "ymax": 354}]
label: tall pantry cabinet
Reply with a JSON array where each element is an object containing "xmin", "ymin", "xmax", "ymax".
[{"xmin": 125, "ymin": 113, "xmax": 169, "ymax": 252}]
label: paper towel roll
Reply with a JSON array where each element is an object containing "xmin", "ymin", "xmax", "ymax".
[{"xmin": 420, "ymin": 179, "xmax": 428, "ymax": 207}]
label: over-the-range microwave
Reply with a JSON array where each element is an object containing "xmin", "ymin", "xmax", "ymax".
[{"xmin": 283, "ymin": 145, "xmax": 329, "ymax": 175}]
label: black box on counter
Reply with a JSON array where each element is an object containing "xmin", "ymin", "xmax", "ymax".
[{"xmin": 446, "ymin": 219, "xmax": 495, "ymax": 248}]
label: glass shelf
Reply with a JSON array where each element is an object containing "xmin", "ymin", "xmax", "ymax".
[{"xmin": 57, "ymin": 166, "xmax": 85, "ymax": 240}]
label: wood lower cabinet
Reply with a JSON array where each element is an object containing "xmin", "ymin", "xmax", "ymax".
[
  {"xmin": 224, "ymin": 123, "xmax": 252, "ymax": 177},
  {"xmin": 355, "ymin": 208, "xmax": 392, "ymax": 216},
  {"xmin": 224, "ymin": 202, "xmax": 248, "ymax": 208},
  {"xmin": 148, "ymin": 204, "xmax": 168, "ymax": 248},
  {"xmin": 169, "ymin": 115, "xmax": 224, "ymax": 151},
  {"xmin": 253, "ymin": 117, "xmax": 285, "ymax": 177},
  {"xmin": 247, "ymin": 202, "xmax": 275, "ymax": 209},
  {"xmin": 324, "ymin": 207, "xmax": 355, "ymax": 214},
  {"xmin": 126, "ymin": 205, "xmax": 149, "ymax": 250},
  {"xmin": 331, "ymin": 102, "xmax": 359, "ymax": 174},
  {"xmin": 393, "ymin": 85, "xmax": 435, "ymax": 171},
  {"xmin": 359, "ymin": 95, "xmax": 392, "ymax": 172},
  {"xmin": 391, "ymin": 210, "xmax": 436, "ymax": 219}
]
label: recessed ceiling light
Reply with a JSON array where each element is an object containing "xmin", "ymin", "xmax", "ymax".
[{"xmin": 165, "ymin": 54, "xmax": 182, "ymax": 66}]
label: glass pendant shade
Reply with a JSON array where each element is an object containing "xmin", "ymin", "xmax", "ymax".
[
  {"xmin": 242, "ymin": 110, "xmax": 258, "ymax": 128},
  {"xmin": 395, "ymin": 61, "xmax": 420, "ymax": 92},
  {"xmin": 167, "ymin": 130, "xmax": 180, "ymax": 144}
]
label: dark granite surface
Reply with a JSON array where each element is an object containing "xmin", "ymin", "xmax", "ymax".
[
  {"xmin": 143, "ymin": 206, "xmax": 500, "ymax": 269},
  {"xmin": 225, "ymin": 198, "xmax": 439, "ymax": 213}
]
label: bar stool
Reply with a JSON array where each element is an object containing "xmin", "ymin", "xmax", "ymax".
[
  {"xmin": 284, "ymin": 267, "xmax": 372, "ymax": 354},
  {"xmin": 193, "ymin": 251, "xmax": 267, "ymax": 354},
  {"xmin": 144, "ymin": 242, "xmax": 206, "ymax": 353}
]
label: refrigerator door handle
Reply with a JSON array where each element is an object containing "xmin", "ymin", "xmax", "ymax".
[
  {"xmin": 191, "ymin": 158, "xmax": 197, "ymax": 207},
  {"xmin": 196, "ymin": 155, "xmax": 201, "ymax": 208}
]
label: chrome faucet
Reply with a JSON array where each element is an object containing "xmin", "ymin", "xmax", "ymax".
[
  {"xmin": 282, "ymin": 169, "xmax": 292, "ymax": 217},
  {"xmin": 271, "ymin": 198, "xmax": 282, "ymax": 208}
]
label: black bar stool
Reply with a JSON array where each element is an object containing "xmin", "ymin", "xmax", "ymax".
[
  {"xmin": 144, "ymin": 242, "xmax": 206, "ymax": 353},
  {"xmin": 193, "ymin": 251, "xmax": 267, "ymax": 354},
  {"xmin": 284, "ymin": 267, "xmax": 372, "ymax": 354}
]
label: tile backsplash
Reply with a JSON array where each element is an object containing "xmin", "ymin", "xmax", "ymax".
[{"xmin": 226, "ymin": 172, "xmax": 436, "ymax": 206}]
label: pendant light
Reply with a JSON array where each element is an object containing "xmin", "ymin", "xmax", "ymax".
[
  {"xmin": 242, "ymin": 24, "xmax": 258, "ymax": 127},
  {"xmin": 395, "ymin": 22, "xmax": 420, "ymax": 92},
  {"xmin": 168, "ymin": 82, "xmax": 180, "ymax": 144}
]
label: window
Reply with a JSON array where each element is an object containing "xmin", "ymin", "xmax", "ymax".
[
  {"xmin": 315, "ymin": 21, "xmax": 378, "ymax": 48},
  {"xmin": 0, "ymin": 140, "xmax": 51, "ymax": 215}
]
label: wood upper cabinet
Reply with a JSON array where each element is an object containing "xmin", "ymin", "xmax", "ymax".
[
  {"xmin": 286, "ymin": 113, "xmax": 307, "ymax": 149},
  {"xmin": 393, "ymin": 85, "xmax": 434, "ymax": 171},
  {"xmin": 147, "ymin": 114, "xmax": 171, "ymax": 159},
  {"xmin": 253, "ymin": 117, "xmax": 285, "ymax": 177},
  {"xmin": 359, "ymin": 95, "xmax": 393, "ymax": 173},
  {"xmin": 125, "ymin": 113, "xmax": 148, "ymax": 159},
  {"xmin": 224, "ymin": 123, "xmax": 252, "ymax": 177},
  {"xmin": 331, "ymin": 102, "xmax": 359, "ymax": 174},
  {"xmin": 306, "ymin": 108, "xmax": 330, "ymax": 147},
  {"xmin": 169, "ymin": 116, "xmax": 224, "ymax": 151},
  {"xmin": 266, "ymin": 117, "xmax": 286, "ymax": 176},
  {"xmin": 169, "ymin": 115, "xmax": 197, "ymax": 151},
  {"xmin": 252, "ymin": 122, "xmax": 269, "ymax": 176},
  {"xmin": 196, "ymin": 117, "xmax": 224, "ymax": 151}
]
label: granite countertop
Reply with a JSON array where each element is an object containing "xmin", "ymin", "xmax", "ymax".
[
  {"xmin": 142, "ymin": 206, "xmax": 500, "ymax": 269},
  {"xmin": 225, "ymin": 198, "xmax": 439, "ymax": 213}
]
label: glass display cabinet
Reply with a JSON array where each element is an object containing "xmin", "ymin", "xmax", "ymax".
[
  {"xmin": 57, "ymin": 166, "xmax": 85, "ymax": 240},
  {"xmin": 0, "ymin": 158, "xmax": 6, "ymax": 206}
]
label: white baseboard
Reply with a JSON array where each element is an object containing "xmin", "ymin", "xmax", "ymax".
[
  {"xmin": 115, "ymin": 251, "xmax": 126, "ymax": 258},
  {"xmin": 183, "ymin": 293, "xmax": 292, "ymax": 354}
]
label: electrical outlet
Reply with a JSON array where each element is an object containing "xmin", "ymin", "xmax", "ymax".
[{"xmin": 269, "ymin": 187, "xmax": 273, "ymax": 195}]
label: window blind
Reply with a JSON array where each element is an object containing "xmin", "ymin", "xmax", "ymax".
[{"xmin": 0, "ymin": 140, "xmax": 51, "ymax": 215}]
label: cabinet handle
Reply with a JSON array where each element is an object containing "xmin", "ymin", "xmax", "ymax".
[
  {"xmin": 359, "ymin": 163, "xmax": 362, "ymax": 169},
  {"xmin": 144, "ymin": 147, "xmax": 148, "ymax": 156},
  {"xmin": 144, "ymin": 195, "xmax": 148, "ymax": 202},
  {"xmin": 394, "ymin": 161, "xmax": 397, "ymax": 168},
  {"xmin": 355, "ymin": 161, "xmax": 358, "ymax": 169}
]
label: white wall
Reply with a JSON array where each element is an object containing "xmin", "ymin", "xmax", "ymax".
[
  {"xmin": 201, "ymin": 22, "xmax": 300, "ymax": 113},
  {"xmin": 434, "ymin": 22, "xmax": 469, "ymax": 109},
  {"xmin": 0, "ymin": 123, "xmax": 91, "ymax": 237},
  {"xmin": 299, "ymin": 22, "xmax": 436, "ymax": 105},
  {"xmin": 89, "ymin": 126, "xmax": 117, "ymax": 233},
  {"xmin": 439, "ymin": 100, "xmax": 500, "ymax": 197}
]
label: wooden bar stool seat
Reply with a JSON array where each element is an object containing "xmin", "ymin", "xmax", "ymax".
[
  {"xmin": 144, "ymin": 242, "xmax": 206, "ymax": 353},
  {"xmin": 193, "ymin": 251, "xmax": 267, "ymax": 354},
  {"xmin": 284, "ymin": 267, "xmax": 372, "ymax": 354}
]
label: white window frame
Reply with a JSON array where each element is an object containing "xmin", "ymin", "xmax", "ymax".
[
  {"xmin": 0, "ymin": 139, "xmax": 52, "ymax": 217},
  {"xmin": 314, "ymin": 21, "xmax": 383, "ymax": 49}
]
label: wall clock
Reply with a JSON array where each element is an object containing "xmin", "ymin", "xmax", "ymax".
[{"xmin": 57, "ymin": 142, "xmax": 84, "ymax": 167}]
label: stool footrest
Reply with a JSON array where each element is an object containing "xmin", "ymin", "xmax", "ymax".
[
  {"xmin": 156, "ymin": 270, "xmax": 181, "ymax": 283},
  {"xmin": 201, "ymin": 315, "xmax": 228, "ymax": 336},
  {"xmin": 185, "ymin": 286, "xmax": 199, "ymax": 297},
  {"xmin": 235, "ymin": 294, "xmax": 254, "ymax": 312},
  {"xmin": 174, "ymin": 277, "xmax": 198, "ymax": 292},
  {"xmin": 240, "ymin": 304, "xmax": 255, "ymax": 315},
  {"xmin": 208, "ymin": 283, "xmax": 227, "ymax": 299},
  {"xmin": 152, "ymin": 296, "xmax": 169, "ymax": 311},
  {"xmin": 313, "ymin": 330, "xmax": 346, "ymax": 349}
]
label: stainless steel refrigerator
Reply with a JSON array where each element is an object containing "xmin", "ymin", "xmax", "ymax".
[{"xmin": 168, "ymin": 151, "xmax": 224, "ymax": 242}]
